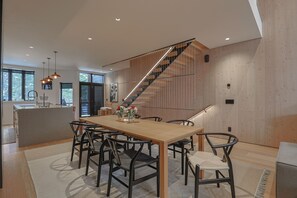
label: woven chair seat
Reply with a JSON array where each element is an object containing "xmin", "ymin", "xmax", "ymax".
[
  {"xmin": 115, "ymin": 149, "xmax": 158, "ymax": 170},
  {"xmin": 188, "ymin": 151, "xmax": 229, "ymax": 171}
]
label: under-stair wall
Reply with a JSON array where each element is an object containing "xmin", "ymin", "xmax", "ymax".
[
  {"xmin": 104, "ymin": 50, "xmax": 168, "ymax": 109},
  {"xmin": 135, "ymin": 42, "xmax": 213, "ymax": 121},
  {"xmin": 106, "ymin": 0, "xmax": 297, "ymax": 148},
  {"xmin": 105, "ymin": 40, "xmax": 212, "ymax": 122}
]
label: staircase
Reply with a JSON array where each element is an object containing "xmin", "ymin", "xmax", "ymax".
[{"xmin": 122, "ymin": 40, "xmax": 193, "ymax": 107}]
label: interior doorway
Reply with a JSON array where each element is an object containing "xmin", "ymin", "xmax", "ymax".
[{"xmin": 79, "ymin": 82, "xmax": 104, "ymax": 117}]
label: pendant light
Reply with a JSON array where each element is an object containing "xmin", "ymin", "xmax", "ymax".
[
  {"xmin": 51, "ymin": 51, "xmax": 61, "ymax": 79},
  {"xmin": 45, "ymin": 57, "xmax": 53, "ymax": 82},
  {"xmin": 40, "ymin": 62, "xmax": 46, "ymax": 84}
]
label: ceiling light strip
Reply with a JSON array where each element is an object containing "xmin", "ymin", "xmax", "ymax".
[{"xmin": 124, "ymin": 47, "xmax": 173, "ymax": 101}]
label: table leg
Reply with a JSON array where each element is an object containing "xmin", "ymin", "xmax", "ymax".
[
  {"xmin": 159, "ymin": 142, "xmax": 168, "ymax": 198},
  {"xmin": 198, "ymin": 134, "xmax": 204, "ymax": 152},
  {"xmin": 198, "ymin": 130, "xmax": 204, "ymax": 178}
]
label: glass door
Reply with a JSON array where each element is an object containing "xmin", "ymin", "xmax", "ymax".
[
  {"xmin": 79, "ymin": 83, "xmax": 91, "ymax": 117},
  {"xmin": 79, "ymin": 83, "xmax": 104, "ymax": 117},
  {"xmin": 93, "ymin": 84, "xmax": 104, "ymax": 116}
]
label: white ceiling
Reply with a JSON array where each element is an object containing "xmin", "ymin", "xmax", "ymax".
[{"xmin": 3, "ymin": 0, "xmax": 262, "ymax": 72}]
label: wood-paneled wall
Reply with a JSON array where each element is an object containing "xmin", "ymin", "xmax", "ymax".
[
  {"xmin": 105, "ymin": 44, "xmax": 211, "ymax": 122},
  {"xmin": 105, "ymin": 0, "xmax": 297, "ymax": 147},
  {"xmin": 105, "ymin": 50, "xmax": 166, "ymax": 109},
  {"xmin": 202, "ymin": 0, "xmax": 297, "ymax": 147},
  {"xmin": 137, "ymin": 44, "xmax": 209, "ymax": 121}
]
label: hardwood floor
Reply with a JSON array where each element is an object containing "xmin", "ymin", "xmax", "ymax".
[{"xmin": 0, "ymin": 127, "xmax": 278, "ymax": 198}]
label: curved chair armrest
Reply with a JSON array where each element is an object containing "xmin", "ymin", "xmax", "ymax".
[
  {"xmin": 167, "ymin": 119, "xmax": 194, "ymax": 126},
  {"xmin": 69, "ymin": 120, "xmax": 86, "ymax": 125},
  {"xmin": 196, "ymin": 132, "xmax": 238, "ymax": 148},
  {"xmin": 87, "ymin": 128, "xmax": 118, "ymax": 135},
  {"xmin": 107, "ymin": 137, "xmax": 151, "ymax": 146}
]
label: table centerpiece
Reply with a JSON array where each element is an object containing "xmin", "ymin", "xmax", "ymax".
[{"xmin": 116, "ymin": 105, "xmax": 138, "ymax": 123}]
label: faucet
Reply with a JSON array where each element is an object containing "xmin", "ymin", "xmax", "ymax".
[
  {"xmin": 39, "ymin": 93, "xmax": 49, "ymax": 107},
  {"xmin": 27, "ymin": 90, "xmax": 38, "ymax": 103}
]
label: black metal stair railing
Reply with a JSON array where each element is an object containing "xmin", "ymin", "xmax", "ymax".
[{"xmin": 122, "ymin": 41, "xmax": 193, "ymax": 107}]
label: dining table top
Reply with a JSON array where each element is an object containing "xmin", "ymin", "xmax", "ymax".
[{"xmin": 80, "ymin": 115, "xmax": 203, "ymax": 144}]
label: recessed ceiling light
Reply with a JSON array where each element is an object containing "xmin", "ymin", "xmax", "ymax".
[
  {"xmin": 225, "ymin": 37, "xmax": 230, "ymax": 41},
  {"xmin": 25, "ymin": 54, "xmax": 30, "ymax": 56},
  {"xmin": 88, "ymin": 37, "xmax": 93, "ymax": 40},
  {"xmin": 29, "ymin": 46, "xmax": 34, "ymax": 49},
  {"xmin": 110, "ymin": 68, "xmax": 113, "ymax": 71},
  {"xmin": 115, "ymin": 18, "xmax": 121, "ymax": 22}
]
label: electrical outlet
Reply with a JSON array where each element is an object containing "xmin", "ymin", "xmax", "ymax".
[{"xmin": 228, "ymin": 127, "xmax": 232, "ymax": 132}]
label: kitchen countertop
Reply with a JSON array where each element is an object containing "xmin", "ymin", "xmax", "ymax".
[{"xmin": 14, "ymin": 104, "xmax": 73, "ymax": 110}]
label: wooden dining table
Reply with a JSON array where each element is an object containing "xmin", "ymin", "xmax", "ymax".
[{"xmin": 81, "ymin": 115, "xmax": 204, "ymax": 198}]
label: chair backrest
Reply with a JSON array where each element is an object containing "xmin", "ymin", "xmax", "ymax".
[
  {"xmin": 85, "ymin": 128, "xmax": 120, "ymax": 152},
  {"xmin": 166, "ymin": 119, "xmax": 194, "ymax": 126},
  {"xmin": 84, "ymin": 128, "xmax": 100, "ymax": 152},
  {"xmin": 69, "ymin": 121, "xmax": 85, "ymax": 137},
  {"xmin": 202, "ymin": 133, "xmax": 238, "ymax": 166},
  {"xmin": 141, "ymin": 116, "xmax": 162, "ymax": 122},
  {"xmin": 107, "ymin": 137, "xmax": 149, "ymax": 167},
  {"xmin": 69, "ymin": 121, "xmax": 97, "ymax": 137}
]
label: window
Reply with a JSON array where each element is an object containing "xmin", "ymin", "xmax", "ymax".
[
  {"xmin": 79, "ymin": 73, "xmax": 91, "ymax": 82},
  {"xmin": 2, "ymin": 70, "xmax": 9, "ymax": 101},
  {"xmin": 12, "ymin": 71, "xmax": 22, "ymax": 101},
  {"xmin": 1, "ymin": 69, "xmax": 35, "ymax": 101},
  {"xmin": 92, "ymin": 74, "xmax": 104, "ymax": 84},
  {"xmin": 25, "ymin": 72, "xmax": 35, "ymax": 100},
  {"xmin": 79, "ymin": 72, "xmax": 104, "ymax": 84},
  {"xmin": 60, "ymin": 83, "xmax": 73, "ymax": 106}
]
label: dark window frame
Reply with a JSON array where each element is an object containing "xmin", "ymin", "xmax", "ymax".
[
  {"xmin": 60, "ymin": 83, "xmax": 73, "ymax": 106},
  {"xmin": 79, "ymin": 72, "xmax": 105, "ymax": 84},
  {"xmin": 1, "ymin": 68, "xmax": 35, "ymax": 101}
]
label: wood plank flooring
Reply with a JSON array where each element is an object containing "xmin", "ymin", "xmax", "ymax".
[{"xmin": 0, "ymin": 127, "xmax": 278, "ymax": 198}]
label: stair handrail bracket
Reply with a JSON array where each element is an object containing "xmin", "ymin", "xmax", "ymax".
[{"xmin": 123, "ymin": 47, "xmax": 174, "ymax": 103}]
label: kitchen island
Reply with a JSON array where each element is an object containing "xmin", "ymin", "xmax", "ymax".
[{"xmin": 14, "ymin": 104, "xmax": 74, "ymax": 147}]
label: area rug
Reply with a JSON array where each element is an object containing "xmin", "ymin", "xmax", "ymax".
[
  {"xmin": 25, "ymin": 142, "xmax": 271, "ymax": 198},
  {"xmin": 2, "ymin": 127, "xmax": 16, "ymax": 144}
]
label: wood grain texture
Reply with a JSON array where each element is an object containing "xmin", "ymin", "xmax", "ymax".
[
  {"xmin": 201, "ymin": 0, "xmax": 297, "ymax": 147},
  {"xmin": 81, "ymin": 115, "xmax": 204, "ymax": 198},
  {"xmin": 131, "ymin": 42, "xmax": 209, "ymax": 122},
  {"xmin": 81, "ymin": 115, "xmax": 203, "ymax": 144},
  {"xmin": 0, "ymin": 126, "xmax": 278, "ymax": 198},
  {"xmin": 105, "ymin": 0, "xmax": 297, "ymax": 147}
]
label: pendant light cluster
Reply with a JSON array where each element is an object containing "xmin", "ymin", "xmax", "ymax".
[{"xmin": 41, "ymin": 51, "xmax": 61, "ymax": 84}]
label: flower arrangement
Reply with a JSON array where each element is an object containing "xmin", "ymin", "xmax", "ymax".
[
  {"xmin": 116, "ymin": 105, "xmax": 138, "ymax": 121},
  {"xmin": 116, "ymin": 105, "xmax": 125, "ymax": 118},
  {"xmin": 127, "ymin": 106, "xmax": 138, "ymax": 120}
]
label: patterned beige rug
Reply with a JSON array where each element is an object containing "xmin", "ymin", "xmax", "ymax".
[{"xmin": 25, "ymin": 142, "xmax": 271, "ymax": 198}]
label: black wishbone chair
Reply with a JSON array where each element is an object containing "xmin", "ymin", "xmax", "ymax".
[
  {"xmin": 84, "ymin": 128, "xmax": 123, "ymax": 187},
  {"xmin": 69, "ymin": 121, "xmax": 98, "ymax": 168},
  {"xmin": 166, "ymin": 119, "xmax": 194, "ymax": 175},
  {"xmin": 106, "ymin": 137, "xmax": 159, "ymax": 198},
  {"xmin": 185, "ymin": 133, "xmax": 238, "ymax": 198},
  {"xmin": 141, "ymin": 116, "xmax": 162, "ymax": 122}
]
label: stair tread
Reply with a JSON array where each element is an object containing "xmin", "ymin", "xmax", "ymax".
[
  {"xmin": 123, "ymin": 41, "xmax": 194, "ymax": 107},
  {"xmin": 167, "ymin": 51, "xmax": 178, "ymax": 57}
]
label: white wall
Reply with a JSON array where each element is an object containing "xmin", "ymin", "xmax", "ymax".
[{"xmin": 2, "ymin": 64, "xmax": 80, "ymax": 125}]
